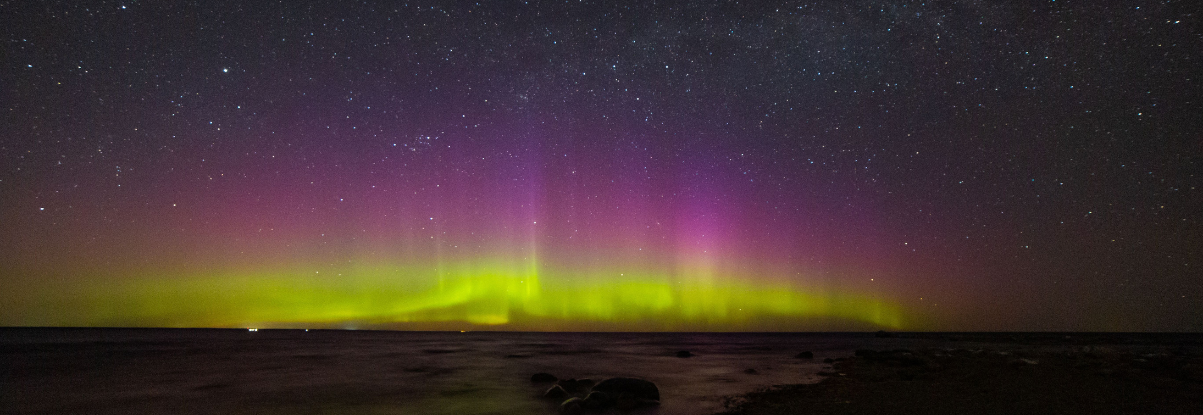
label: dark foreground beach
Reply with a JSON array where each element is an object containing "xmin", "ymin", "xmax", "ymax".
[
  {"xmin": 721, "ymin": 333, "xmax": 1203, "ymax": 415},
  {"xmin": 2, "ymin": 329, "xmax": 1201, "ymax": 414}
]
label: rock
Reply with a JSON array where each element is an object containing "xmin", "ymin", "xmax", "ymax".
[
  {"xmin": 614, "ymin": 392, "xmax": 641, "ymax": 410},
  {"xmin": 560, "ymin": 397, "xmax": 583, "ymax": 415},
  {"xmin": 818, "ymin": 371, "xmax": 835, "ymax": 376},
  {"xmin": 898, "ymin": 369, "xmax": 918, "ymax": 380},
  {"xmin": 855, "ymin": 349, "xmax": 879, "ymax": 358},
  {"xmin": 854, "ymin": 349, "xmax": 928, "ymax": 366},
  {"xmin": 581, "ymin": 391, "xmax": 614, "ymax": 410},
  {"xmin": 744, "ymin": 368, "xmax": 759, "ymax": 374},
  {"xmin": 1180, "ymin": 363, "xmax": 1203, "ymax": 382},
  {"xmin": 531, "ymin": 372, "xmax": 558, "ymax": 383},
  {"xmin": 822, "ymin": 358, "xmax": 835, "ymax": 363},
  {"xmin": 795, "ymin": 351, "xmax": 814, "ymax": 359},
  {"xmin": 875, "ymin": 330, "xmax": 895, "ymax": 338},
  {"xmin": 543, "ymin": 384, "xmax": 568, "ymax": 400},
  {"xmin": 676, "ymin": 350, "xmax": 694, "ymax": 358},
  {"xmin": 556, "ymin": 378, "xmax": 594, "ymax": 393},
  {"xmin": 892, "ymin": 354, "xmax": 927, "ymax": 367},
  {"xmin": 592, "ymin": 377, "xmax": 660, "ymax": 402}
]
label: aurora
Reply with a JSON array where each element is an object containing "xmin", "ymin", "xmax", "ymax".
[
  {"xmin": 3, "ymin": 0, "xmax": 1197, "ymax": 332},
  {"xmin": 8, "ymin": 254, "xmax": 905, "ymax": 330}
]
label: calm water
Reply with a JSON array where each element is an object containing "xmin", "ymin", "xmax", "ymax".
[{"xmin": 4, "ymin": 329, "xmax": 1194, "ymax": 414}]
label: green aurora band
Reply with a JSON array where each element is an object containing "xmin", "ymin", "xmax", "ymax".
[{"xmin": 12, "ymin": 256, "xmax": 907, "ymax": 330}]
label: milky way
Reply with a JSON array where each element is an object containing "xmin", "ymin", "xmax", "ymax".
[{"xmin": 2, "ymin": 1, "xmax": 1198, "ymax": 331}]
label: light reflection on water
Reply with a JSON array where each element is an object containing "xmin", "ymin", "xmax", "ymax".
[{"xmin": 1, "ymin": 329, "xmax": 926, "ymax": 415}]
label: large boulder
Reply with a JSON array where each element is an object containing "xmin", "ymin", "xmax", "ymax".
[
  {"xmin": 581, "ymin": 391, "xmax": 614, "ymax": 410},
  {"xmin": 531, "ymin": 373, "xmax": 558, "ymax": 383},
  {"xmin": 675, "ymin": 350, "xmax": 694, "ymax": 358},
  {"xmin": 614, "ymin": 392, "xmax": 644, "ymax": 410},
  {"xmin": 557, "ymin": 378, "xmax": 593, "ymax": 393},
  {"xmin": 591, "ymin": 377, "xmax": 660, "ymax": 402},
  {"xmin": 543, "ymin": 384, "xmax": 568, "ymax": 400},
  {"xmin": 559, "ymin": 397, "xmax": 583, "ymax": 415},
  {"xmin": 795, "ymin": 351, "xmax": 814, "ymax": 359}
]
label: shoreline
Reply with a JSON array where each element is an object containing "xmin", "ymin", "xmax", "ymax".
[{"xmin": 717, "ymin": 343, "xmax": 1203, "ymax": 415}]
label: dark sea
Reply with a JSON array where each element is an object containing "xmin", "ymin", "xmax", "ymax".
[{"xmin": 3, "ymin": 329, "xmax": 1199, "ymax": 414}]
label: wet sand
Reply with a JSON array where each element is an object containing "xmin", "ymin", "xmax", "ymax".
[{"xmin": 719, "ymin": 334, "xmax": 1203, "ymax": 415}]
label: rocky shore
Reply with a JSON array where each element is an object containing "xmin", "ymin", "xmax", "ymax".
[
  {"xmin": 719, "ymin": 345, "xmax": 1203, "ymax": 415},
  {"xmin": 532, "ymin": 373, "xmax": 662, "ymax": 414}
]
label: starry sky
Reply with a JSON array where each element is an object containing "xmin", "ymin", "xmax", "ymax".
[{"xmin": 2, "ymin": 1, "xmax": 1199, "ymax": 331}]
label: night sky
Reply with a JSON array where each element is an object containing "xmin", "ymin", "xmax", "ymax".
[{"xmin": 2, "ymin": 1, "xmax": 1199, "ymax": 331}]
